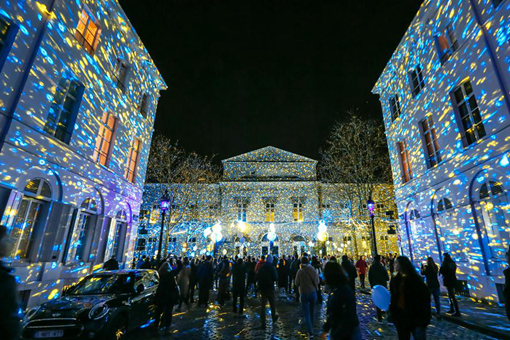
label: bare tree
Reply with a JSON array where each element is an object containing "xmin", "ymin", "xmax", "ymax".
[
  {"xmin": 145, "ymin": 135, "xmax": 221, "ymax": 256},
  {"xmin": 319, "ymin": 111, "xmax": 392, "ymax": 255}
]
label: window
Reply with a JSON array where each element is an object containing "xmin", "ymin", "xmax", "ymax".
[
  {"xmin": 0, "ymin": 16, "xmax": 16, "ymax": 72},
  {"xmin": 93, "ymin": 112, "xmax": 117, "ymax": 166},
  {"xmin": 436, "ymin": 23, "xmax": 459, "ymax": 64},
  {"xmin": 409, "ymin": 65, "xmax": 425, "ymax": 97},
  {"xmin": 492, "ymin": 0, "xmax": 504, "ymax": 8},
  {"xmin": 75, "ymin": 9, "xmax": 101, "ymax": 55},
  {"xmin": 125, "ymin": 139, "xmax": 141, "ymax": 183},
  {"xmin": 66, "ymin": 198, "xmax": 98, "ymax": 262},
  {"xmin": 453, "ymin": 80, "xmax": 485, "ymax": 146},
  {"xmin": 293, "ymin": 200, "xmax": 304, "ymax": 222},
  {"xmin": 397, "ymin": 140, "xmax": 413, "ymax": 183},
  {"xmin": 8, "ymin": 179, "xmax": 51, "ymax": 260},
  {"xmin": 139, "ymin": 93, "xmax": 150, "ymax": 117},
  {"xmin": 421, "ymin": 116, "xmax": 442, "ymax": 168},
  {"xmin": 0, "ymin": 17, "xmax": 11, "ymax": 53},
  {"xmin": 237, "ymin": 201, "xmax": 247, "ymax": 222},
  {"xmin": 114, "ymin": 58, "xmax": 128, "ymax": 92},
  {"xmin": 44, "ymin": 77, "xmax": 83, "ymax": 143},
  {"xmin": 437, "ymin": 198, "xmax": 453, "ymax": 213},
  {"xmin": 389, "ymin": 95, "xmax": 402, "ymax": 121},
  {"xmin": 265, "ymin": 203, "xmax": 275, "ymax": 222},
  {"xmin": 149, "ymin": 205, "xmax": 160, "ymax": 224}
]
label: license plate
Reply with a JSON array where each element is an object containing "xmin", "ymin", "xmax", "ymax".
[{"xmin": 34, "ymin": 330, "xmax": 64, "ymax": 338}]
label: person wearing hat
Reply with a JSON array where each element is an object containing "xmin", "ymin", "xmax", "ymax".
[
  {"xmin": 0, "ymin": 225, "xmax": 21, "ymax": 340},
  {"xmin": 256, "ymin": 254, "xmax": 279, "ymax": 327}
]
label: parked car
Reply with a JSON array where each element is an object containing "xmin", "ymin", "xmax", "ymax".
[{"xmin": 21, "ymin": 269, "xmax": 159, "ymax": 339}]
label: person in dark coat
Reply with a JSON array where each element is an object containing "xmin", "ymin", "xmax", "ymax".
[
  {"xmin": 390, "ymin": 256, "xmax": 431, "ymax": 340},
  {"xmin": 256, "ymin": 254, "xmax": 279, "ymax": 326},
  {"xmin": 103, "ymin": 257, "xmax": 119, "ymax": 271},
  {"xmin": 504, "ymin": 246, "xmax": 510, "ymax": 321},
  {"xmin": 246, "ymin": 257, "xmax": 256, "ymax": 295},
  {"xmin": 189, "ymin": 258, "xmax": 199, "ymax": 303},
  {"xmin": 322, "ymin": 262, "xmax": 362, "ymax": 340},
  {"xmin": 197, "ymin": 256, "xmax": 214, "ymax": 306},
  {"xmin": 290, "ymin": 257, "xmax": 302, "ymax": 301},
  {"xmin": 421, "ymin": 257, "xmax": 441, "ymax": 317},
  {"xmin": 216, "ymin": 256, "xmax": 231, "ymax": 305},
  {"xmin": 341, "ymin": 255, "xmax": 358, "ymax": 292},
  {"xmin": 368, "ymin": 254, "xmax": 389, "ymax": 322},
  {"xmin": 154, "ymin": 259, "xmax": 182, "ymax": 334},
  {"xmin": 0, "ymin": 226, "xmax": 21, "ymax": 340},
  {"xmin": 140, "ymin": 257, "xmax": 152, "ymax": 269},
  {"xmin": 277, "ymin": 258, "xmax": 289, "ymax": 294},
  {"xmin": 439, "ymin": 253, "xmax": 460, "ymax": 316},
  {"xmin": 232, "ymin": 258, "xmax": 246, "ymax": 314}
]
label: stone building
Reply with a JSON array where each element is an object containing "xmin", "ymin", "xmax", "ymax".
[
  {"xmin": 137, "ymin": 147, "xmax": 398, "ymax": 259},
  {"xmin": 372, "ymin": 0, "xmax": 510, "ymax": 302},
  {"xmin": 0, "ymin": 0, "xmax": 166, "ymax": 308}
]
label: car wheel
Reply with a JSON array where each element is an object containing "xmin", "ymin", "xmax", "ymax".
[{"xmin": 110, "ymin": 316, "xmax": 128, "ymax": 340}]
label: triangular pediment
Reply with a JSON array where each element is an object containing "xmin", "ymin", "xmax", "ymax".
[{"xmin": 222, "ymin": 146, "xmax": 316, "ymax": 163}]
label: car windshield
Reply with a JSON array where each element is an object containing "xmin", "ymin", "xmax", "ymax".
[{"xmin": 69, "ymin": 274, "xmax": 134, "ymax": 295}]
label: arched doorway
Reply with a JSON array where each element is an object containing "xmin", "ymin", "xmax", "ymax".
[
  {"xmin": 261, "ymin": 233, "xmax": 279, "ymax": 256},
  {"xmin": 9, "ymin": 178, "xmax": 52, "ymax": 260},
  {"xmin": 291, "ymin": 235, "xmax": 306, "ymax": 256},
  {"xmin": 234, "ymin": 235, "xmax": 251, "ymax": 257}
]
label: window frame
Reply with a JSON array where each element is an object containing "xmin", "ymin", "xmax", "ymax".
[
  {"xmin": 139, "ymin": 93, "xmax": 150, "ymax": 118},
  {"xmin": 451, "ymin": 79, "xmax": 486, "ymax": 147},
  {"xmin": 408, "ymin": 65, "xmax": 425, "ymax": 97},
  {"xmin": 125, "ymin": 138, "xmax": 142, "ymax": 183},
  {"xmin": 237, "ymin": 201, "xmax": 247, "ymax": 222},
  {"xmin": 114, "ymin": 58, "xmax": 129, "ymax": 93},
  {"xmin": 265, "ymin": 202, "xmax": 275, "ymax": 222},
  {"xmin": 93, "ymin": 111, "xmax": 118, "ymax": 167},
  {"xmin": 420, "ymin": 115, "xmax": 442, "ymax": 168},
  {"xmin": 0, "ymin": 15, "xmax": 18, "ymax": 74},
  {"xmin": 397, "ymin": 140, "xmax": 413, "ymax": 183},
  {"xmin": 75, "ymin": 8, "xmax": 101, "ymax": 56},
  {"xmin": 293, "ymin": 199, "xmax": 304, "ymax": 222},
  {"xmin": 389, "ymin": 94, "xmax": 402, "ymax": 121}
]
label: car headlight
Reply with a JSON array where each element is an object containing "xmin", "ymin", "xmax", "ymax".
[
  {"xmin": 88, "ymin": 303, "xmax": 109, "ymax": 320},
  {"xmin": 24, "ymin": 306, "xmax": 40, "ymax": 320}
]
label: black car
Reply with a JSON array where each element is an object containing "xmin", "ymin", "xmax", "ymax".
[{"xmin": 21, "ymin": 269, "xmax": 159, "ymax": 339}]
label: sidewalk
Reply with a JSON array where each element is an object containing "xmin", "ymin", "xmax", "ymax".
[
  {"xmin": 439, "ymin": 296, "xmax": 510, "ymax": 340},
  {"xmin": 360, "ymin": 288, "xmax": 510, "ymax": 339}
]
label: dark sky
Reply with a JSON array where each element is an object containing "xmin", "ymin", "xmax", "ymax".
[{"xmin": 120, "ymin": 0, "xmax": 423, "ymax": 162}]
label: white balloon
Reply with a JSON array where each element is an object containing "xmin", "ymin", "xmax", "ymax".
[{"xmin": 371, "ymin": 285, "xmax": 390, "ymax": 311}]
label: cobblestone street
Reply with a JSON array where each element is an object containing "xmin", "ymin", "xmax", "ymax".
[{"xmin": 128, "ymin": 290, "xmax": 497, "ymax": 340}]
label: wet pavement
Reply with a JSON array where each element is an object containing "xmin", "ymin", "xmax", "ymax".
[{"xmin": 128, "ymin": 289, "xmax": 500, "ymax": 339}]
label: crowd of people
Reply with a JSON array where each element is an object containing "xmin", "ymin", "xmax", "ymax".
[{"xmin": 128, "ymin": 247, "xmax": 510, "ymax": 340}]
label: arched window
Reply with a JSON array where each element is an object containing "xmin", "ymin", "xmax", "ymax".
[
  {"xmin": 478, "ymin": 180, "xmax": 509, "ymax": 261},
  {"xmin": 67, "ymin": 198, "xmax": 99, "ymax": 262},
  {"xmin": 9, "ymin": 179, "xmax": 52, "ymax": 259},
  {"xmin": 437, "ymin": 198, "xmax": 453, "ymax": 213}
]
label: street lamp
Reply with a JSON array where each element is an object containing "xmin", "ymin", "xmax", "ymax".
[
  {"xmin": 367, "ymin": 196, "xmax": 378, "ymax": 256},
  {"xmin": 156, "ymin": 190, "xmax": 170, "ymax": 261},
  {"xmin": 267, "ymin": 223, "xmax": 277, "ymax": 255}
]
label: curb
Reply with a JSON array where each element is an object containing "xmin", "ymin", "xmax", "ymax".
[{"xmin": 357, "ymin": 289, "xmax": 510, "ymax": 340}]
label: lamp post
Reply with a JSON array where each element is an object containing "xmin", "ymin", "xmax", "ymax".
[
  {"xmin": 367, "ymin": 197, "xmax": 378, "ymax": 257},
  {"xmin": 157, "ymin": 190, "xmax": 170, "ymax": 261}
]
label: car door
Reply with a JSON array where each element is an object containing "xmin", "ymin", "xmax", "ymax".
[{"xmin": 130, "ymin": 273, "xmax": 156, "ymax": 329}]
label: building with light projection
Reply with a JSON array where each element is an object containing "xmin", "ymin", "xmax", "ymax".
[
  {"xmin": 136, "ymin": 147, "xmax": 399, "ymax": 261},
  {"xmin": 0, "ymin": 0, "xmax": 166, "ymax": 308},
  {"xmin": 372, "ymin": 0, "xmax": 510, "ymax": 302}
]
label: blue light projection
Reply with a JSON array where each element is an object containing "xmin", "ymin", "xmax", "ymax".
[{"xmin": 372, "ymin": 0, "xmax": 510, "ymax": 302}]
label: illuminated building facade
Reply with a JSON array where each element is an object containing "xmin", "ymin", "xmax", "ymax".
[
  {"xmin": 372, "ymin": 0, "xmax": 510, "ymax": 302},
  {"xmin": 0, "ymin": 0, "xmax": 166, "ymax": 308},
  {"xmin": 137, "ymin": 147, "xmax": 399, "ymax": 260}
]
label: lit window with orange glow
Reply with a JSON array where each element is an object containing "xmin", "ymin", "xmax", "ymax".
[
  {"xmin": 397, "ymin": 140, "xmax": 412, "ymax": 183},
  {"xmin": 125, "ymin": 139, "xmax": 141, "ymax": 183},
  {"xmin": 93, "ymin": 112, "xmax": 117, "ymax": 167},
  {"xmin": 265, "ymin": 202, "xmax": 275, "ymax": 222},
  {"xmin": 75, "ymin": 9, "xmax": 101, "ymax": 55}
]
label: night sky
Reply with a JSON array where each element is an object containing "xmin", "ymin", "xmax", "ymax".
[{"xmin": 120, "ymin": 0, "xmax": 423, "ymax": 162}]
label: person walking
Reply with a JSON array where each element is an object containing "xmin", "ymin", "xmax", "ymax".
[
  {"xmin": 141, "ymin": 256, "xmax": 152, "ymax": 269},
  {"xmin": 390, "ymin": 256, "xmax": 431, "ymax": 340},
  {"xmin": 103, "ymin": 256, "xmax": 119, "ymax": 270},
  {"xmin": 217, "ymin": 256, "xmax": 231, "ymax": 305},
  {"xmin": 368, "ymin": 254, "xmax": 389, "ymax": 322},
  {"xmin": 189, "ymin": 258, "xmax": 198, "ymax": 303},
  {"xmin": 355, "ymin": 256, "xmax": 368, "ymax": 289},
  {"xmin": 246, "ymin": 257, "xmax": 256, "ymax": 296},
  {"xmin": 256, "ymin": 254, "xmax": 279, "ymax": 327},
  {"xmin": 197, "ymin": 256, "xmax": 214, "ymax": 307},
  {"xmin": 290, "ymin": 256, "xmax": 302, "ymax": 302},
  {"xmin": 295, "ymin": 257, "xmax": 320, "ymax": 338},
  {"xmin": 154, "ymin": 259, "xmax": 182, "ymax": 335},
  {"xmin": 322, "ymin": 262, "xmax": 362, "ymax": 340},
  {"xmin": 311, "ymin": 256, "xmax": 323, "ymax": 303},
  {"xmin": 420, "ymin": 257, "xmax": 441, "ymax": 318},
  {"xmin": 341, "ymin": 255, "xmax": 358, "ymax": 292},
  {"xmin": 0, "ymin": 226, "xmax": 21, "ymax": 340},
  {"xmin": 177, "ymin": 257, "xmax": 191, "ymax": 310},
  {"xmin": 439, "ymin": 253, "xmax": 461, "ymax": 317},
  {"xmin": 136, "ymin": 255, "xmax": 146, "ymax": 269},
  {"xmin": 232, "ymin": 258, "xmax": 246, "ymax": 315},
  {"xmin": 277, "ymin": 257, "xmax": 289, "ymax": 295},
  {"xmin": 504, "ymin": 245, "xmax": 510, "ymax": 321},
  {"xmin": 389, "ymin": 254, "xmax": 396, "ymax": 276}
]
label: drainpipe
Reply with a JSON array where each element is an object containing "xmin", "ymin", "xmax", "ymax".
[{"xmin": 0, "ymin": 0, "xmax": 58, "ymax": 152}]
